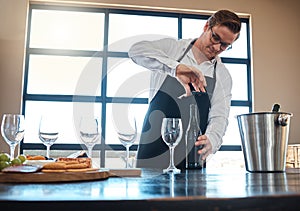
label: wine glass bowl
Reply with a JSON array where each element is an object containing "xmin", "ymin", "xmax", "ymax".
[
  {"xmin": 1, "ymin": 114, "xmax": 25, "ymax": 160},
  {"xmin": 118, "ymin": 132, "xmax": 136, "ymax": 148},
  {"xmin": 161, "ymin": 117, "xmax": 183, "ymax": 174},
  {"xmin": 38, "ymin": 116, "xmax": 59, "ymax": 159},
  {"xmin": 116, "ymin": 116, "xmax": 137, "ymax": 168},
  {"xmin": 79, "ymin": 117, "xmax": 101, "ymax": 158}
]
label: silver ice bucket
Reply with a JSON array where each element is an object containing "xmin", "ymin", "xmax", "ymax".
[{"xmin": 236, "ymin": 111, "xmax": 293, "ymax": 172}]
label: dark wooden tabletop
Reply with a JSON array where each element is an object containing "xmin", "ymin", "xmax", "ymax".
[{"xmin": 1, "ymin": 168, "xmax": 300, "ymax": 210}]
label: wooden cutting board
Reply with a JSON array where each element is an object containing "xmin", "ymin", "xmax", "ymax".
[{"xmin": 0, "ymin": 169, "xmax": 110, "ymax": 183}]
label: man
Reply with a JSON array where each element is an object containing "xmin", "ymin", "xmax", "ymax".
[{"xmin": 128, "ymin": 9, "xmax": 241, "ymax": 169}]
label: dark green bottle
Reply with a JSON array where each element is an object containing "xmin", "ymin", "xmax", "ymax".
[{"xmin": 185, "ymin": 104, "xmax": 203, "ymax": 169}]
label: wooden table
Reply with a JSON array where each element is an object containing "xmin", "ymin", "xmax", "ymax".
[{"xmin": 0, "ymin": 168, "xmax": 300, "ymax": 210}]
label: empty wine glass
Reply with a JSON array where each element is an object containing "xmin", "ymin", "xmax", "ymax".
[
  {"xmin": 116, "ymin": 115, "xmax": 137, "ymax": 168},
  {"xmin": 38, "ymin": 115, "xmax": 59, "ymax": 159},
  {"xmin": 161, "ymin": 117, "xmax": 183, "ymax": 174},
  {"xmin": 79, "ymin": 116, "xmax": 101, "ymax": 158},
  {"xmin": 1, "ymin": 114, "xmax": 25, "ymax": 160}
]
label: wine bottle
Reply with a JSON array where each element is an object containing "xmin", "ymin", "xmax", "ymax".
[{"xmin": 185, "ymin": 104, "xmax": 203, "ymax": 169}]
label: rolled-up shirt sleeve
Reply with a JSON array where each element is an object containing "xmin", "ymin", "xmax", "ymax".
[
  {"xmin": 128, "ymin": 38, "xmax": 188, "ymax": 77},
  {"xmin": 205, "ymin": 62, "xmax": 233, "ymax": 154}
]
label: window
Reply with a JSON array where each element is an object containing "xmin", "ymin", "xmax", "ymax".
[{"xmin": 22, "ymin": 5, "xmax": 251, "ymax": 169}]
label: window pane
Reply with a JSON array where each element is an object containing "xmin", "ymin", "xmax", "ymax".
[
  {"xmin": 105, "ymin": 103, "xmax": 148, "ymax": 145},
  {"xmin": 108, "ymin": 14, "xmax": 178, "ymax": 51},
  {"xmin": 222, "ymin": 106, "xmax": 250, "ymax": 145},
  {"xmin": 182, "ymin": 18, "xmax": 206, "ymax": 39},
  {"xmin": 107, "ymin": 58, "xmax": 151, "ymax": 98},
  {"xmin": 30, "ymin": 9, "xmax": 104, "ymax": 50},
  {"xmin": 225, "ymin": 63, "xmax": 248, "ymax": 101},
  {"xmin": 24, "ymin": 101, "xmax": 102, "ymax": 144},
  {"xmin": 27, "ymin": 55, "xmax": 102, "ymax": 96},
  {"xmin": 220, "ymin": 22, "xmax": 248, "ymax": 59}
]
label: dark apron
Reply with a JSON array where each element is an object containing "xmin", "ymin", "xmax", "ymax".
[{"xmin": 136, "ymin": 40, "xmax": 217, "ymax": 169}]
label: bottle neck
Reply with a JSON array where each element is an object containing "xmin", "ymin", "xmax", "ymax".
[{"xmin": 189, "ymin": 104, "xmax": 199, "ymax": 122}]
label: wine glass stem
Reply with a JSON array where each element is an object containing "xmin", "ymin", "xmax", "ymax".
[
  {"xmin": 10, "ymin": 145, "xmax": 15, "ymax": 160},
  {"xmin": 88, "ymin": 147, "xmax": 92, "ymax": 158},
  {"xmin": 169, "ymin": 146, "xmax": 175, "ymax": 168},
  {"xmin": 126, "ymin": 145, "xmax": 130, "ymax": 168},
  {"xmin": 46, "ymin": 145, "xmax": 50, "ymax": 158}
]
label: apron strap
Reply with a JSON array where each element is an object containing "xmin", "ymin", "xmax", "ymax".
[{"xmin": 176, "ymin": 39, "xmax": 197, "ymax": 62}]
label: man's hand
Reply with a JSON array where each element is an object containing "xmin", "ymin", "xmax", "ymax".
[
  {"xmin": 195, "ymin": 135, "xmax": 212, "ymax": 160},
  {"xmin": 175, "ymin": 64, "xmax": 206, "ymax": 96}
]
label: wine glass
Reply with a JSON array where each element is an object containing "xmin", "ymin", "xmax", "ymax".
[
  {"xmin": 1, "ymin": 114, "xmax": 25, "ymax": 160},
  {"xmin": 79, "ymin": 116, "xmax": 101, "ymax": 158},
  {"xmin": 116, "ymin": 115, "xmax": 137, "ymax": 168},
  {"xmin": 161, "ymin": 117, "xmax": 183, "ymax": 174},
  {"xmin": 38, "ymin": 115, "xmax": 59, "ymax": 159}
]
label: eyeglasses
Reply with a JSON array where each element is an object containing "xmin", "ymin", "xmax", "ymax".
[{"xmin": 210, "ymin": 28, "xmax": 232, "ymax": 51}]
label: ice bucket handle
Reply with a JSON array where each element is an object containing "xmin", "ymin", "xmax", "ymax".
[{"xmin": 277, "ymin": 113, "xmax": 292, "ymax": 126}]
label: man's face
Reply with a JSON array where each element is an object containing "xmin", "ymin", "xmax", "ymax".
[{"xmin": 200, "ymin": 24, "xmax": 239, "ymax": 60}]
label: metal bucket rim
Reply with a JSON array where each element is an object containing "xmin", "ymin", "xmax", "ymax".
[{"xmin": 235, "ymin": 111, "xmax": 293, "ymax": 118}]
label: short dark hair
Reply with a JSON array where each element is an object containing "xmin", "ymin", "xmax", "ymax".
[{"xmin": 208, "ymin": 9, "xmax": 241, "ymax": 34}]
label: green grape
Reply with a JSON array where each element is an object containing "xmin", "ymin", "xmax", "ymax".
[
  {"xmin": 18, "ymin": 154, "xmax": 27, "ymax": 163},
  {"xmin": 11, "ymin": 158, "xmax": 22, "ymax": 166},
  {"xmin": 0, "ymin": 161, "xmax": 10, "ymax": 171},
  {"xmin": 0, "ymin": 153, "xmax": 10, "ymax": 162}
]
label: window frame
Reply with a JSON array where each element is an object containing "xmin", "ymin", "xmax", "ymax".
[{"xmin": 21, "ymin": 4, "xmax": 252, "ymax": 167}]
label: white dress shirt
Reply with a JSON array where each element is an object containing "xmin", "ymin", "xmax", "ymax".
[{"xmin": 128, "ymin": 37, "xmax": 232, "ymax": 154}]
